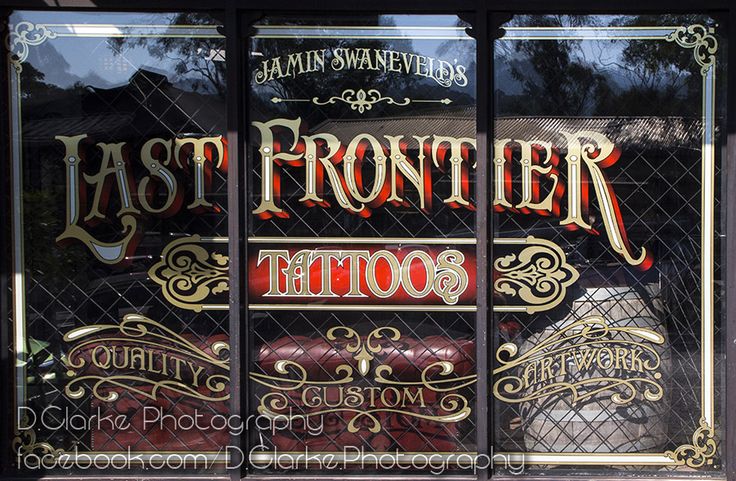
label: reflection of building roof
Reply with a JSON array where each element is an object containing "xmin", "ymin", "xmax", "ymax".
[
  {"xmin": 495, "ymin": 116, "xmax": 701, "ymax": 148},
  {"xmin": 22, "ymin": 68, "xmax": 225, "ymax": 144},
  {"xmin": 312, "ymin": 107, "xmax": 475, "ymax": 140},
  {"xmin": 314, "ymin": 111, "xmax": 701, "ymax": 149},
  {"xmin": 23, "ymin": 113, "xmax": 133, "ymax": 142}
]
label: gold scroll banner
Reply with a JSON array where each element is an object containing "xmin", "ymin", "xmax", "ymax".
[
  {"xmin": 249, "ymin": 326, "xmax": 477, "ymax": 433},
  {"xmin": 149, "ymin": 235, "xmax": 579, "ymax": 313},
  {"xmin": 63, "ymin": 314, "xmax": 230, "ymax": 402},
  {"xmin": 492, "ymin": 316, "xmax": 665, "ymax": 407}
]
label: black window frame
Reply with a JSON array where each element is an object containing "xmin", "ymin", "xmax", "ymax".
[{"xmin": 0, "ymin": 2, "xmax": 734, "ymax": 481}]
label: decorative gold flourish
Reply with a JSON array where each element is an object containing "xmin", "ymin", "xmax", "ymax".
[
  {"xmin": 64, "ymin": 314, "xmax": 229, "ymax": 369},
  {"xmin": 64, "ymin": 314, "xmax": 230, "ymax": 402},
  {"xmin": 666, "ymin": 24, "xmax": 718, "ymax": 75},
  {"xmin": 327, "ymin": 326, "xmax": 400, "ymax": 376},
  {"xmin": 493, "ymin": 316, "xmax": 665, "ymax": 405},
  {"xmin": 249, "ymin": 360, "xmax": 355, "ymax": 390},
  {"xmin": 65, "ymin": 374, "xmax": 229, "ymax": 403},
  {"xmin": 494, "ymin": 236, "xmax": 579, "ymax": 313},
  {"xmin": 271, "ymin": 89, "xmax": 452, "ymax": 113},
  {"xmin": 250, "ymin": 327, "xmax": 477, "ymax": 433},
  {"xmin": 12, "ymin": 415, "xmax": 65, "ymax": 466},
  {"xmin": 312, "ymin": 89, "xmax": 410, "ymax": 112},
  {"xmin": 375, "ymin": 361, "xmax": 477, "ymax": 392},
  {"xmin": 249, "ymin": 326, "xmax": 403, "ymax": 389},
  {"xmin": 665, "ymin": 418, "xmax": 718, "ymax": 467},
  {"xmin": 494, "ymin": 376, "xmax": 663, "ymax": 406},
  {"xmin": 6, "ymin": 22, "xmax": 57, "ymax": 72},
  {"xmin": 148, "ymin": 235, "xmax": 229, "ymax": 312}
]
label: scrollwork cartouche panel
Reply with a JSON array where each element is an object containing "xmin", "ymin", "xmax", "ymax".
[
  {"xmin": 250, "ymin": 326, "xmax": 477, "ymax": 434},
  {"xmin": 64, "ymin": 314, "xmax": 230, "ymax": 403},
  {"xmin": 149, "ymin": 235, "xmax": 578, "ymax": 314}
]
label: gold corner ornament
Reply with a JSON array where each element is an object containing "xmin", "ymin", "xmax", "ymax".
[
  {"xmin": 6, "ymin": 21, "xmax": 57, "ymax": 72},
  {"xmin": 666, "ymin": 24, "xmax": 718, "ymax": 75},
  {"xmin": 63, "ymin": 314, "xmax": 230, "ymax": 402},
  {"xmin": 494, "ymin": 236, "xmax": 579, "ymax": 313},
  {"xmin": 271, "ymin": 88, "xmax": 452, "ymax": 114},
  {"xmin": 665, "ymin": 418, "xmax": 718, "ymax": 468},
  {"xmin": 12, "ymin": 416, "xmax": 65, "ymax": 466},
  {"xmin": 148, "ymin": 235, "xmax": 229, "ymax": 312}
]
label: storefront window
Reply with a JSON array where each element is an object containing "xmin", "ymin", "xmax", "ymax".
[
  {"xmin": 492, "ymin": 14, "xmax": 726, "ymax": 474},
  {"xmin": 1, "ymin": 6, "xmax": 732, "ymax": 480},
  {"xmin": 6, "ymin": 10, "xmax": 229, "ymax": 473},
  {"xmin": 246, "ymin": 15, "xmax": 478, "ymax": 473}
]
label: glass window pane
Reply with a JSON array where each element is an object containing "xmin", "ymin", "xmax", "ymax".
[
  {"xmin": 246, "ymin": 15, "xmax": 478, "ymax": 474},
  {"xmin": 492, "ymin": 14, "xmax": 726, "ymax": 475},
  {"xmin": 6, "ymin": 10, "xmax": 229, "ymax": 474}
]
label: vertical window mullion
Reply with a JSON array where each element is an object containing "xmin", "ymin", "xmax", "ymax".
[{"xmin": 475, "ymin": 5, "xmax": 493, "ymax": 481}]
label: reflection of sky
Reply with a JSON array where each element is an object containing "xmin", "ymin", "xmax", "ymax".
[
  {"xmin": 10, "ymin": 11, "xmax": 703, "ymax": 96},
  {"xmin": 253, "ymin": 14, "xmax": 475, "ymax": 68},
  {"xmin": 382, "ymin": 15, "xmax": 473, "ymax": 61},
  {"xmin": 495, "ymin": 36, "xmax": 634, "ymax": 95},
  {"xmin": 12, "ymin": 11, "xmax": 219, "ymax": 89},
  {"xmin": 13, "ymin": 11, "xmax": 475, "ymax": 92},
  {"xmin": 17, "ymin": 11, "xmax": 676, "ymax": 99},
  {"xmin": 494, "ymin": 17, "xmax": 694, "ymax": 96}
]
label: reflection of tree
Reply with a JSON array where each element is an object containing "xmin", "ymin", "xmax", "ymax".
[
  {"xmin": 20, "ymin": 63, "xmax": 62, "ymax": 99},
  {"xmin": 25, "ymin": 189, "xmax": 88, "ymax": 291},
  {"xmin": 20, "ymin": 63, "xmax": 91, "ymax": 289},
  {"xmin": 436, "ymin": 18, "xmax": 473, "ymax": 61},
  {"xmin": 436, "ymin": 18, "xmax": 476, "ymax": 94},
  {"xmin": 498, "ymin": 15, "xmax": 608, "ymax": 116},
  {"xmin": 496, "ymin": 14, "xmax": 715, "ymax": 117},
  {"xmin": 601, "ymin": 14, "xmax": 714, "ymax": 116},
  {"xmin": 110, "ymin": 13, "xmax": 226, "ymax": 98}
]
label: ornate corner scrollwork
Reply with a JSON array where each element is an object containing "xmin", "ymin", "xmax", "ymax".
[
  {"xmin": 666, "ymin": 24, "xmax": 718, "ymax": 76},
  {"xmin": 6, "ymin": 21, "xmax": 57, "ymax": 72},
  {"xmin": 148, "ymin": 235, "xmax": 229, "ymax": 312},
  {"xmin": 665, "ymin": 418, "xmax": 718, "ymax": 468},
  {"xmin": 12, "ymin": 416, "xmax": 65, "ymax": 466},
  {"xmin": 494, "ymin": 236, "xmax": 579, "ymax": 313}
]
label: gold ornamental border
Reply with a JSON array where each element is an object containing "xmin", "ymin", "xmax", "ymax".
[
  {"xmin": 495, "ymin": 24, "xmax": 719, "ymax": 467},
  {"xmin": 252, "ymin": 24, "xmax": 473, "ymax": 41},
  {"xmin": 6, "ymin": 20, "xmax": 226, "ymax": 464}
]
